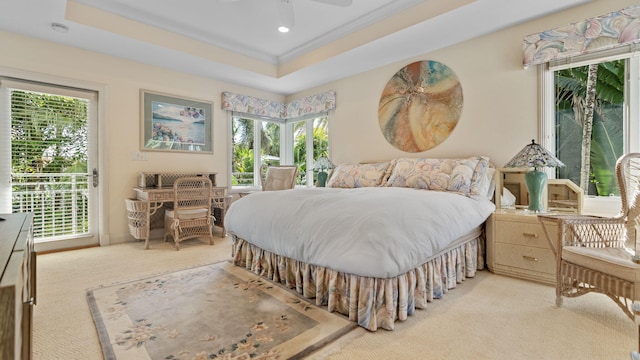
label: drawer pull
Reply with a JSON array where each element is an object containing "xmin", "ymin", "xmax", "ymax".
[
  {"xmin": 523, "ymin": 255, "xmax": 539, "ymax": 262},
  {"xmin": 522, "ymin": 232, "xmax": 538, "ymax": 238}
]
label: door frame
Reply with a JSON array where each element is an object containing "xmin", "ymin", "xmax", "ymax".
[{"xmin": 0, "ymin": 66, "xmax": 109, "ymax": 252}]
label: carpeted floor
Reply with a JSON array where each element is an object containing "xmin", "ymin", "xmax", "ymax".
[{"xmin": 34, "ymin": 235, "xmax": 636, "ymax": 359}]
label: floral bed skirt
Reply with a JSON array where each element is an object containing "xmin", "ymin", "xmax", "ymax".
[{"xmin": 231, "ymin": 232, "xmax": 484, "ymax": 331}]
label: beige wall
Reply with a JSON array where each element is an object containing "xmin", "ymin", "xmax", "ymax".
[
  {"xmin": 1, "ymin": 0, "xmax": 636, "ymax": 245},
  {"xmin": 0, "ymin": 31, "xmax": 283, "ymax": 245},
  {"xmin": 291, "ymin": 0, "xmax": 639, "ymax": 167}
]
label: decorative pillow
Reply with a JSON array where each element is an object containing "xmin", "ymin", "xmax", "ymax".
[
  {"xmin": 469, "ymin": 156, "xmax": 491, "ymax": 197},
  {"xmin": 483, "ymin": 167, "xmax": 497, "ymax": 200},
  {"xmin": 385, "ymin": 156, "xmax": 491, "ymax": 197},
  {"xmin": 327, "ymin": 162, "xmax": 391, "ymax": 188}
]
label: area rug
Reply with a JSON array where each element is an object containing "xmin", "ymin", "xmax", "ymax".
[{"xmin": 86, "ymin": 261, "xmax": 357, "ymax": 360}]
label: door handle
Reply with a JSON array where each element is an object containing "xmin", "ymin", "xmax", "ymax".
[{"xmin": 92, "ymin": 168, "xmax": 99, "ymax": 188}]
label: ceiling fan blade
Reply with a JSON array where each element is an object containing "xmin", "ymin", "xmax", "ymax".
[
  {"xmin": 312, "ymin": 0, "xmax": 352, "ymax": 6},
  {"xmin": 277, "ymin": 0, "xmax": 295, "ymax": 29}
]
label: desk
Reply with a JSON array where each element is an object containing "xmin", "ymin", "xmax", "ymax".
[{"xmin": 128, "ymin": 172, "xmax": 230, "ymax": 249}]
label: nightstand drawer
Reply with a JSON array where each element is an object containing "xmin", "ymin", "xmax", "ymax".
[
  {"xmin": 494, "ymin": 243, "xmax": 555, "ymax": 275},
  {"xmin": 493, "ymin": 220, "xmax": 554, "ymax": 249},
  {"xmin": 487, "ymin": 211, "xmax": 558, "ymax": 285}
]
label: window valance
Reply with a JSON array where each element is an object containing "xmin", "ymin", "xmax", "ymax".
[
  {"xmin": 221, "ymin": 90, "xmax": 336, "ymax": 121},
  {"xmin": 221, "ymin": 92, "xmax": 283, "ymax": 119},
  {"xmin": 523, "ymin": 4, "xmax": 640, "ymax": 67}
]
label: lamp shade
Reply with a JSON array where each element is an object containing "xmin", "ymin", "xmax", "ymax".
[
  {"xmin": 504, "ymin": 140, "xmax": 564, "ymax": 212},
  {"xmin": 313, "ymin": 156, "xmax": 334, "ymax": 171},
  {"xmin": 504, "ymin": 139, "xmax": 565, "ymax": 169}
]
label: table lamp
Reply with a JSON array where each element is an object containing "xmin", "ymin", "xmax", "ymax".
[
  {"xmin": 313, "ymin": 156, "xmax": 334, "ymax": 187},
  {"xmin": 504, "ymin": 139, "xmax": 565, "ymax": 212}
]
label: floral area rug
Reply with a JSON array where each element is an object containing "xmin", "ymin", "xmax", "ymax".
[{"xmin": 86, "ymin": 261, "xmax": 357, "ymax": 360}]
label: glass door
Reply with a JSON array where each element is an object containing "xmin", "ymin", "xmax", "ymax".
[{"xmin": 0, "ymin": 79, "xmax": 99, "ymax": 251}]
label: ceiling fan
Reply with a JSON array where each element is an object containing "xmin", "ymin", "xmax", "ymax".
[{"xmin": 220, "ymin": 0, "xmax": 353, "ymax": 33}]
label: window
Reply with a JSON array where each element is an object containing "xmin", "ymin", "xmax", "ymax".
[
  {"xmin": 293, "ymin": 116, "xmax": 328, "ymax": 186},
  {"xmin": 231, "ymin": 117, "xmax": 281, "ymax": 188},
  {"xmin": 230, "ymin": 115, "xmax": 328, "ymax": 190},
  {"xmin": 542, "ymin": 50, "xmax": 640, "ymax": 199}
]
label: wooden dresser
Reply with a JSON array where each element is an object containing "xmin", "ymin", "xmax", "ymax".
[{"xmin": 0, "ymin": 213, "xmax": 36, "ymax": 360}]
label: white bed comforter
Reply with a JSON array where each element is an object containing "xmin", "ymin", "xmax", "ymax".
[{"xmin": 225, "ymin": 187, "xmax": 495, "ymax": 278}]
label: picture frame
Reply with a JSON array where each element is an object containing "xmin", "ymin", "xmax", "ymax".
[{"xmin": 140, "ymin": 90, "xmax": 213, "ymax": 153}]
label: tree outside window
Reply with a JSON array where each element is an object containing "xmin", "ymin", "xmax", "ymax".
[{"xmin": 553, "ymin": 59, "xmax": 625, "ymax": 196}]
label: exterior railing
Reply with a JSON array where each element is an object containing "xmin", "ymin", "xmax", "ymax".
[
  {"xmin": 232, "ymin": 172, "xmax": 255, "ymax": 187},
  {"xmin": 232, "ymin": 170, "xmax": 307, "ymax": 187},
  {"xmin": 11, "ymin": 173, "xmax": 89, "ymax": 240}
]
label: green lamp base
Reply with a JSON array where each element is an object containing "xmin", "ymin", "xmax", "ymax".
[
  {"xmin": 525, "ymin": 169, "xmax": 547, "ymax": 212},
  {"xmin": 317, "ymin": 171, "xmax": 328, "ymax": 187}
]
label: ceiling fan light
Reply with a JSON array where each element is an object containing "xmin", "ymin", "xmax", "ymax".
[{"xmin": 278, "ymin": 25, "xmax": 290, "ymax": 33}]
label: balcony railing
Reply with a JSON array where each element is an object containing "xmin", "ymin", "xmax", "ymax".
[
  {"xmin": 232, "ymin": 171, "xmax": 307, "ymax": 188},
  {"xmin": 11, "ymin": 173, "xmax": 89, "ymax": 240},
  {"xmin": 232, "ymin": 172, "xmax": 255, "ymax": 187}
]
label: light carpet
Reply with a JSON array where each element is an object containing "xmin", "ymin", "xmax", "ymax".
[
  {"xmin": 87, "ymin": 261, "xmax": 356, "ymax": 359},
  {"xmin": 34, "ymin": 236, "xmax": 636, "ymax": 359}
]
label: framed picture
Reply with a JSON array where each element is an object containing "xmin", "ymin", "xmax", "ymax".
[{"xmin": 140, "ymin": 90, "xmax": 213, "ymax": 153}]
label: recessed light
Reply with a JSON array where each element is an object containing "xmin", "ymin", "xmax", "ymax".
[
  {"xmin": 51, "ymin": 23, "xmax": 69, "ymax": 34},
  {"xmin": 278, "ymin": 26, "xmax": 290, "ymax": 33}
]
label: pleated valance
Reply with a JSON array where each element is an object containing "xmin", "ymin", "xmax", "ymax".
[
  {"xmin": 221, "ymin": 92, "xmax": 283, "ymax": 119},
  {"xmin": 523, "ymin": 4, "xmax": 640, "ymax": 67},
  {"xmin": 221, "ymin": 90, "xmax": 336, "ymax": 121}
]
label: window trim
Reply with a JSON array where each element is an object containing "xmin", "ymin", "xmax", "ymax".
[
  {"xmin": 227, "ymin": 113, "xmax": 328, "ymax": 193},
  {"xmin": 0, "ymin": 71, "xmax": 105, "ymax": 250},
  {"xmin": 539, "ymin": 49, "xmax": 640, "ymax": 215}
]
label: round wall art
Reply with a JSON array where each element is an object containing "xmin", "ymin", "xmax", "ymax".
[{"xmin": 378, "ymin": 60, "xmax": 463, "ymax": 153}]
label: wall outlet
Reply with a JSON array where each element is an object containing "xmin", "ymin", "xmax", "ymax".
[{"xmin": 131, "ymin": 152, "xmax": 148, "ymax": 161}]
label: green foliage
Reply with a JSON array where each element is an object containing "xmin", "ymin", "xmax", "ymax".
[
  {"xmin": 554, "ymin": 60, "xmax": 625, "ymax": 196},
  {"xmin": 11, "ymin": 91, "xmax": 88, "ymax": 174},
  {"xmin": 262, "ymin": 121, "xmax": 280, "ymax": 158},
  {"xmin": 232, "ymin": 116, "xmax": 328, "ymax": 186}
]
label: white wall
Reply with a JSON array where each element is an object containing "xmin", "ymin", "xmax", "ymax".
[{"xmin": 1, "ymin": 0, "xmax": 636, "ymax": 244}]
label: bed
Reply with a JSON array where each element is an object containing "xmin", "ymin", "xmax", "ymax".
[{"xmin": 225, "ymin": 156, "xmax": 496, "ymax": 331}]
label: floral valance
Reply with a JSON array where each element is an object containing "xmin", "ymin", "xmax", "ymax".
[
  {"xmin": 221, "ymin": 91, "xmax": 336, "ymax": 121},
  {"xmin": 284, "ymin": 91, "xmax": 336, "ymax": 120},
  {"xmin": 221, "ymin": 92, "xmax": 283, "ymax": 119},
  {"xmin": 523, "ymin": 4, "xmax": 640, "ymax": 67}
]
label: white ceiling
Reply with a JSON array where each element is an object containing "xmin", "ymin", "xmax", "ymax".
[{"xmin": 0, "ymin": 0, "xmax": 593, "ymax": 95}]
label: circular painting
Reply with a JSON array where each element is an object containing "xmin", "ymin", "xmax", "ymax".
[{"xmin": 378, "ymin": 60, "xmax": 463, "ymax": 152}]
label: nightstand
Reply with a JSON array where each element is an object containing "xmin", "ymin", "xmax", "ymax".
[
  {"xmin": 486, "ymin": 168, "xmax": 583, "ymax": 285},
  {"xmin": 486, "ymin": 209, "xmax": 557, "ymax": 285}
]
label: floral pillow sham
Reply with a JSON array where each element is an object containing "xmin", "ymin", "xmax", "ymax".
[
  {"xmin": 384, "ymin": 156, "xmax": 491, "ymax": 197},
  {"xmin": 326, "ymin": 162, "xmax": 392, "ymax": 188}
]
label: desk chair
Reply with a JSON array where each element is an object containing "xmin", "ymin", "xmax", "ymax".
[{"xmin": 164, "ymin": 177, "xmax": 215, "ymax": 250}]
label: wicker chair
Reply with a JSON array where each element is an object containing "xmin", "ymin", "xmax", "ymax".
[
  {"xmin": 163, "ymin": 177, "xmax": 215, "ymax": 250},
  {"xmin": 539, "ymin": 153, "xmax": 640, "ymax": 350},
  {"xmin": 239, "ymin": 165, "xmax": 298, "ymax": 197},
  {"xmin": 260, "ymin": 164, "xmax": 298, "ymax": 191}
]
